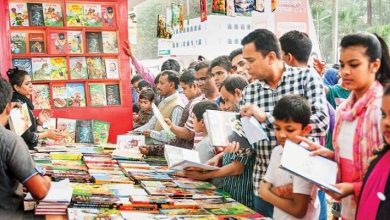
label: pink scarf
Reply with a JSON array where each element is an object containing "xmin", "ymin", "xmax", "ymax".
[
  {"xmin": 333, "ymin": 81, "xmax": 383, "ymax": 182},
  {"xmin": 356, "ymin": 149, "xmax": 390, "ymax": 220}
]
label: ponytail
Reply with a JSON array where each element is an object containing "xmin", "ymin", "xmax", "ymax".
[{"xmin": 374, "ymin": 34, "xmax": 390, "ymax": 86}]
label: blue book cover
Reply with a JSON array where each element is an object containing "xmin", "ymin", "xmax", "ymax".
[{"xmin": 12, "ymin": 58, "xmax": 32, "ymax": 76}]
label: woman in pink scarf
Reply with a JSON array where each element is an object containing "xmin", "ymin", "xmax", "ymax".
[{"xmin": 299, "ymin": 33, "xmax": 390, "ymax": 219}]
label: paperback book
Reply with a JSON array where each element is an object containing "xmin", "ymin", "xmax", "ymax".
[
  {"xmin": 86, "ymin": 32, "xmax": 103, "ymax": 53},
  {"xmin": 66, "ymin": 83, "xmax": 86, "ymax": 107},
  {"xmin": 86, "ymin": 57, "xmax": 106, "ymax": 79},
  {"xmin": 57, "ymin": 118, "xmax": 77, "ymax": 143},
  {"xmin": 32, "ymin": 84, "xmax": 50, "ymax": 109},
  {"xmin": 75, "ymin": 120, "xmax": 93, "ymax": 143},
  {"xmin": 102, "ymin": 5, "xmax": 116, "ymax": 27},
  {"xmin": 83, "ymin": 4, "xmax": 103, "ymax": 27},
  {"xmin": 10, "ymin": 32, "xmax": 27, "ymax": 54},
  {"xmin": 92, "ymin": 120, "xmax": 110, "ymax": 144},
  {"xmin": 66, "ymin": 3, "xmax": 84, "ymax": 26},
  {"xmin": 104, "ymin": 59, "xmax": 119, "ymax": 79},
  {"xmin": 27, "ymin": 3, "xmax": 44, "ymax": 26},
  {"xmin": 116, "ymin": 134, "xmax": 145, "ymax": 149},
  {"xmin": 9, "ymin": 3, "xmax": 29, "ymax": 26},
  {"xmin": 67, "ymin": 31, "xmax": 83, "ymax": 54},
  {"xmin": 50, "ymin": 57, "xmax": 68, "ymax": 80},
  {"xmin": 32, "ymin": 58, "xmax": 51, "ymax": 80},
  {"xmin": 105, "ymin": 84, "xmax": 121, "ymax": 105},
  {"xmin": 8, "ymin": 103, "xmax": 31, "ymax": 136},
  {"xmin": 48, "ymin": 31, "xmax": 67, "ymax": 54},
  {"xmin": 29, "ymin": 33, "xmax": 45, "ymax": 54},
  {"xmin": 102, "ymin": 31, "xmax": 118, "ymax": 53},
  {"xmin": 89, "ymin": 83, "xmax": 107, "ymax": 106},
  {"xmin": 69, "ymin": 57, "xmax": 88, "ymax": 79},
  {"xmin": 52, "ymin": 84, "xmax": 67, "ymax": 108},
  {"xmin": 42, "ymin": 3, "xmax": 64, "ymax": 26},
  {"xmin": 12, "ymin": 58, "xmax": 32, "ymax": 75}
]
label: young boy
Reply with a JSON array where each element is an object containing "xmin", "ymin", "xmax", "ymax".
[
  {"xmin": 134, "ymin": 88, "xmax": 155, "ymax": 128},
  {"xmin": 259, "ymin": 95, "xmax": 319, "ymax": 219}
]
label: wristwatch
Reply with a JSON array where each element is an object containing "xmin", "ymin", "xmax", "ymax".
[{"xmin": 35, "ymin": 166, "xmax": 46, "ymax": 176}]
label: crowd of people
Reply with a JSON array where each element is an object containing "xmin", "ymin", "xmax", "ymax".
[
  {"xmin": 0, "ymin": 28, "xmax": 389, "ymax": 220},
  {"xmin": 128, "ymin": 29, "xmax": 390, "ymax": 220}
]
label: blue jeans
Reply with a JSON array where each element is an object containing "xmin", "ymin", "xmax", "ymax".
[
  {"xmin": 253, "ymin": 195, "xmax": 274, "ymax": 217},
  {"xmin": 318, "ymin": 190, "xmax": 327, "ymax": 220}
]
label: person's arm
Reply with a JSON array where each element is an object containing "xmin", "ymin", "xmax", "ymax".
[
  {"xmin": 185, "ymin": 161, "xmax": 244, "ymax": 180},
  {"xmin": 167, "ymin": 111, "xmax": 195, "ymax": 141},
  {"xmin": 149, "ymin": 106, "xmax": 184, "ymax": 143},
  {"xmin": 24, "ymin": 175, "xmax": 51, "ymax": 200},
  {"xmin": 134, "ymin": 116, "xmax": 157, "ymax": 132},
  {"xmin": 305, "ymin": 70, "xmax": 329, "ymax": 137},
  {"xmin": 259, "ymin": 181, "xmax": 311, "ymax": 218}
]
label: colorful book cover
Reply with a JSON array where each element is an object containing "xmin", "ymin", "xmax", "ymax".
[
  {"xmin": 43, "ymin": 3, "xmax": 64, "ymax": 26},
  {"xmin": 104, "ymin": 59, "xmax": 119, "ymax": 79},
  {"xmin": 205, "ymin": 202, "xmax": 256, "ymax": 215},
  {"xmin": 32, "ymin": 58, "xmax": 51, "ymax": 80},
  {"xmin": 86, "ymin": 32, "xmax": 103, "ymax": 53},
  {"xmin": 130, "ymin": 195, "xmax": 174, "ymax": 205},
  {"xmin": 66, "ymin": 83, "xmax": 86, "ymax": 107},
  {"xmin": 86, "ymin": 57, "xmax": 106, "ymax": 79},
  {"xmin": 83, "ymin": 4, "xmax": 102, "ymax": 27},
  {"xmin": 102, "ymin": 31, "xmax": 118, "ymax": 53},
  {"xmin": 67, "ymin": 208, "xmax": 121, "ymax": 219},
  {"xmin": 226, "ymin": 0, "xmax": 237, "ymax": 16},
  {"xmin": 67, "ymin": 31, "xmax": 83, "ymax": 54},
  {"xmin": 43, "ymin": 118, "xmax": 57, "ymax": 130},
  {"xmin": 29, "ymin": 33, "xmax": 45, "ymax": 54},
  {"xmin": 69, "ymin": 57, "xmax": 88, "ymax": 79},
  {"xmin": 10, "ymin": 32, "xmax": 27, "ymax": 54},
  {"xmin": 157, "ymin": 15, "xmax": 167, "ymax": 39},
  {"xmin": 105, "ymin": 84, "xmax": 121, "ymax": 105},
  {"xmin": 48, "ymin": 32, "xmax": 67, "ymax": 54},
  {"xmin": 200, "ymin": 0, "xmax": 208, "ymax": 22},
  {"xmin": 57, "ymin": 118, "xmax": 77, "ymax": 143},
  {"xmin": 89, "ymin": 83, "xmax": 107, "ymax": 106},
  {"xmin": 32, "ymin": 84, "xmax": 50, "ymax": 109},
  {"xmin": 66, "ymin": 3, "xmax": 83, "ymax": 26},
  {"xmin": 171, "ymin": 3, "xmax": 179, "ymax": 27},
  {"xmin": 12, "ymin": 58, "xmax": 32, "ymax": 76},
  {"xmin": 212, "ymin": 0, "xmax": 227, "ymax": 14},
  {"xmin": 116, "ymin": 134, "xmax": 145, "ymax": 149},
  {"xmin": 159, "ymin": 208, "xmax": 209, "ymax": 216},
  {"xmin": 75, "ymin": 120, "xmax": 93, "ymax": 143},
  {"xmin": 8, "ymin": 103, "xmax": 32, "ymax": 136},
  {"xmin": 160, "ymin": 199, "xmax": 199, "ymax": 209},
  {"xmin": 234, "ymin": 0, "xmax": 254, "ymax": 15},
  {"xmin": 140, "ymin": 180, "xmax": 177, "ymax": 188},
  {"xmin": 9, "ymin": 3, "xmax": 29, "ymax": 26},
  {"xmin": 27, "ymin": 3, "xmax": 44, "ymax": 26},
  {"xmin": 178, "ymin": 3, "xmax": 185, "ymax": 32},
  {"xmin": 50, "ymin": 57, "xmax": 68, "ymax": 80},
  {"xmin": 254, "ymin": 0, "xmax": 265, "ymax": 12},
  {"xmin": 102, "ymin": 5, "xmax": 116, "ymax": 27},
  {"xmin": 92, "ymin": 120, "xmax": 110, "ymax": 144},
  {"xmin": 174, "ymin": 179, "xmax": 216, "ymax": 190},
  {"xmin": 52, "ymin": 84, "xmax": 67, "ymax": 108}
]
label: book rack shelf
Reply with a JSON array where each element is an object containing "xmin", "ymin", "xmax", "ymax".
[{"xmin": 0, "ymin": 0, "xmax": 133, "ymax": 143}]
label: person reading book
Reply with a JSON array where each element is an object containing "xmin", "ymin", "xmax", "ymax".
[
  {"xmin": 134, "ymin": 88, "xmax": 154, "ymax": 129},
  {"xmin": 6, "ymin": 68, "xmax": 62, "ymax": 149},
  {"xmin": 0, "ymin": 78, "xmax": 51, "ymax": 213},
  {"xmin": 259, "ymin": 95, "xmax": 320, "ymax": 219},
  {"xmin": 185, "ymin": 75, "xmax": 255, "ymax": 209},
  {"xmin": 210, "ymin": 55, "xmax": 232, "ymax": 89}
]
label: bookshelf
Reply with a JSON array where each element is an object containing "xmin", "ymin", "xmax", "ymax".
[{"xmin": 0, "ymin": 0, "xmax": 133, "ymax": 143}]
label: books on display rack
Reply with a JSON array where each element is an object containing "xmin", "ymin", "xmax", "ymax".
[
  {"xmin": 69, "ymin": 57, "xmax": 88, "ymax": 79},
  {"xmin": 32, "ymin": 84, "xmax": 50, "ymax": 109},
  {"xmin": 29, "ymin": 33, "xmax": 45, "ymax": 54},
  {"xmin": 57, "ymin": 118, "xmax": 77, "ymax": 143},
  {"xmin": 11, "ymin": 32, "xmax": 27, "ymax": 54},
  {"xmin": 105, "ymin": 84, "xmax": 121, "ymax": 105},
  {"xmin": 12, "ymin": 58, "xmax": 32, "ymax": 76},
  {"xmin": 66, "ymin": 3, "xmax": 84, "ymax": 26},
  {"xmin": 32, "ymin": 58, "xmax": 51, "ymax": 80},
  {"xmin": 164, "ymin": 145, "xmax": 219, "ymax": 171},
  {"xmin": 50, "ymin": 57, "xmax": 68, "ymax": 80},
  {"xmin": 86, "ymin": 57, "xmax": 106, "ymax": 79},
  {"xmin": 9, "ymin": 3, "xmax": 29, "ymax": 26},
  {"xmin": 52, "ymin": 84, "xmax": 67, "ymax": 108},
  {"xmin": 27, "ymin": 3, "xmax": 44, "ymax": 26},
  {"xmin": 102, "ymin": 5, "xmax": 116, "ymax": 27},
  {"xmin": 67, "ymin": 31, "xmax": 83, "ymax": 54},
  {"xmin": 116, "ymin": 134, "xmax": 145, "ymax": 149},
  {"xmin": 8, "ymin": 103, "xmax": 32, "ymax": 136},
  {"xmin": 42, "ymin": 3, "xmax": 64, "ymax": 26},
  {"xmin": 92, "ymin": 120, "xmax": 110, "ymax": 144},
  {"xmin": 104, "ymin": 59, "xmax": 119, "ymax": 79},
  {"xmin": 86, "ymin": 32, "xmax": 103, "ymax": 53},
  {"xmin": 66, "ymin": 83, "xmax": 86, "ymax": 107},
  {"xmin": 48, "ymin": 31, "xmax": 67, "ymax": 54},
  {"xmin": 89, "ymin": 83, "xmax": 107, "ymax": 106},
  {"xmin": 83, "ymin": 4, "xmax": 103, "ymax": 27},
  {"xmin": 102, "ymin": 31, "xmax": 118, "ymax": 53},
  {"xmin": 75, "ymin": 120, "xmax": 93, "ymax": 143}
]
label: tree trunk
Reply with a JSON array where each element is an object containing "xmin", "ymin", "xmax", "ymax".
[
  {"xmin": 367, "ymin": 0, "xmax": 372, "ymax": 25},
  {"xmin": 332, "ymin": 0, "xmax": 338, "ymax": 64}
]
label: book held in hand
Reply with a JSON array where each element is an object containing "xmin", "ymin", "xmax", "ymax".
[
  {"xmin": 164, "ymin": 145, "xmax": 219, "ymax": 171},
  {"xmin": 8, "ymin": 103, "xmax": 32, "ymax": 136},
  {"xmin": 280, "ymin": 140, "xmax": 341, "ymax": 194}
]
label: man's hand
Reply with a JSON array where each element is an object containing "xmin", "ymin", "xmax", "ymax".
[
  {"xmin": 139, "ymin": 146, "xmax": 149, "ymax": 155},
  {"xmin": 37, "ymin": 109, "xmax": 52, "ymax": 125},
  {"xmin": 184, "ymin": 170, "xmax": 208, "ymax": 181},
  {"xmin": 240, "ymin": 104, "xmax": 266, "ymax": 123},
  {"xmin": 325, "ymin": 182, "xmax": 354, "ymax": 201},
  {"xmin": 259, "ymin": 181, "xmax": 273, "ymax": 202},
  {"xmin": 143, "ymin": 130, "xmax": 151, "ymax": 137},
  {"xmin": 313, "ymin": 58, "xmax": 326, "ymax": 76},
  {"xmin": 273, "ymin": 183, "xmax": 293, "ymax": 199},
  {"xmin": 123, "ymin": 41, "xmax": 133, "ymax": 57}
]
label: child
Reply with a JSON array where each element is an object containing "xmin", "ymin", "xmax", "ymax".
[
  {"xmin": 191, "ymin": 100, "xmax": 219, "ymax": 163},
  {"xmin": 356, "ymin": 85, "xmax": 390, "ymax": 219},
  {"xmin": 134, "ymin": 89, "xmax": 154, "ymax": 128},
  {"xmin": 259, "ymin": 95, "xmax": 320, "ymax": 219}
]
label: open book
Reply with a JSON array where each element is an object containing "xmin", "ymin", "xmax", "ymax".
[
  {"xmin": 204, "ymin": 110, "xmax": 267, "ymax": 148},
  {"xmin": 164, "ymin": 145, "xmax": 219, "ymax": 171},
  {"xmin": 8, "ymin": 103, "xmax": 32, "ymax": 136},
  {"xmin": 280, "ymin": 140, "xmax": 341, "ymax": 194}
]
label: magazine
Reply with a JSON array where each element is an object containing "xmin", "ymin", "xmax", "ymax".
[{"xmin": 164, "ymin": 145, "xmax": 219, "ymax": 171}]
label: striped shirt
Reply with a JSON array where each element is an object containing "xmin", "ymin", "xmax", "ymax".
[
  {"xmin": 184, "ymin": 95, "xmax": 207, "ymax": 147},
  {"xmin": 222, "ymin": 148, "xmax": 254, "ymax": 209},
  {"xmin": 240, "ymin": 65, "xmax": 329, "ymax": 196}
]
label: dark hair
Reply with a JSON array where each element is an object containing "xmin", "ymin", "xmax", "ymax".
[
  {"xmin": 220, "ymin": 75, "xmax": 248, "ymax": 93},
  {"xmin": 194, "ymin": 61, "xmax": 210, "ymax": 72},
  {"xmin": 273, "ymin": 95, "xmax": 311, "ymax": 127},
  {"xmin": 139, "ymin": 88, "xmax": 155, "ymax": 102},
  {"xmin": 131, "ymin": 75, "xmax": 142, "ymax": 84},
  {"xmin": 161, "ymin": 70, "xmax": 180, "ymax": 89},
  {"xmin": 279, "ymin": 30, "xmax": 312, "ymax": 63},
  {"xmin": 161, "ymin": 59, "xmax": 181, "ymax": 72},
  {"xmin": 198, "ymin": 55, "xmax": 206, "ymax": 62},
  {"xmin": 180, "ymin": 69, "xmax": 196, "ymax": 85},
  {"xmin": 0, "ymin": 78, "xmax": 13, "ymax": 113},
  {"xmin": 241, "ymin": 29, "xmax": 281, "ymax": 59},
  {"xmin": 340, "ymin": 32, "xmax": 390, "ymax": 85},
  {"xmin": 229, "ymin": 48, "xmax": 243, "ymax": 61},
  {"xmin": 188, "ymin": 61, "xmax": 198, "ymax": 69},
  {"xmin": 154, "ymin": 73, "xmax": 161, "ymax": 85},
  {"xmin": 6, "ymin": 67, "xmax": 29, "ymax": 91},
  {"xmin": 192, "ymin": 100, "xmax": 219, "ymax": 121},
  {"xmin": 138, "ymin": 80, "xmax": 152, "ymax": 91},
  {"xmin": 210, "ymin": 56, "xmax": 232, "ymax": 72}
]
